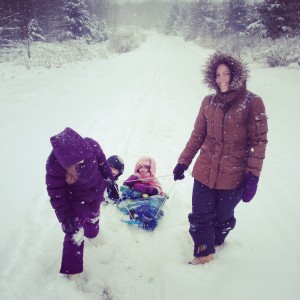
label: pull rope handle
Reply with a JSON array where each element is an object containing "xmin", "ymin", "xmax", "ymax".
[{"xmin": 154, "ymin": 167, "xmax": 191, "ymax": 218}]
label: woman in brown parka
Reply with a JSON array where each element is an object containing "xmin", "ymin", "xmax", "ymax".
[{"xmin": 173, "ymin": 52, "xmax": 268, "ymax": 265}]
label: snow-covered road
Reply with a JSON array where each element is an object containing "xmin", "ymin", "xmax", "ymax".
[{"xmin": 0, "ymin": 32, "xmax": 299, "ymax": 300}]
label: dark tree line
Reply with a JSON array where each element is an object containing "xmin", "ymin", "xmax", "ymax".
[
  {"xmin": 0, "ymin": 0, "xmax": 112, "ymax": 45},
  {"xmin": 165, "ymin": 0, "xmax": 300, "ymax": 40},
  {"xmin": 258, "ymin": 0, "xmax": 300, "ymax": 39}
]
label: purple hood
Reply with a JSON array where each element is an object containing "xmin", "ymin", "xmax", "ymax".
[
  {"xmin": 47, "ymin": 128, "xmax": 113, "ymax": 222},
  {"xmin": 50, "ymin": 127, "xmax": 91, "ymax": 168}
]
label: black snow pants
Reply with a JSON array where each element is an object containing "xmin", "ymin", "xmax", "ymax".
[{"xmin": 188, "ymin": 180, "xmax": 243, "ymax": 257}]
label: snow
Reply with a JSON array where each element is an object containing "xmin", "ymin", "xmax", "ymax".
[{"xmin": 0, "ymin": 32, "xmax": 299, "ymax": 300}]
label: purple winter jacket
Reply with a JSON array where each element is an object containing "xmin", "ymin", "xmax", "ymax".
[{"xmin": 46, "ymin": 127, "xmax": 113, "ymax": 223}]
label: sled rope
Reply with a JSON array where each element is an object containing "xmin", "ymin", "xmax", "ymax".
[
  {"xmin": 123, "ymin": 174, "xmax": 173, "ymax": 183},
  {"xmin": 154, "ymin": 181, "xmax": 176, "ymax": 218},
  {"xmin": 119, "ymin": 169, "xmax": 190, "ymax": 223},
  {"xmin": 118, "ymin": 196, "xmax": 135, "ymax": 220}
]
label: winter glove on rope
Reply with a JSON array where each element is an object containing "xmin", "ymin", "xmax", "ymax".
[{"xmin": 173, "ymin": 163, "xmax": 188, "ymax": 181}]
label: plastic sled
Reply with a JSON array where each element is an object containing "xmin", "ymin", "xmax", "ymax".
[{"xmin": 117, "ymin": 185, "xmax": 168, "ymax": 231}]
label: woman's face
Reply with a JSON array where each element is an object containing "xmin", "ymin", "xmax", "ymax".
[
  {"xmin": 138, "ymin": 165, "xmax": 150, "ymax": 175},
  {"xmin": 215, "ymin": 64, "xmax": 231, "ymax": 92}
]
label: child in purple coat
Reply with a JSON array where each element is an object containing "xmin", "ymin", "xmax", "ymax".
[{"xmin": 46, "ymin": 127, "xmax": 113, "ymax": 277}]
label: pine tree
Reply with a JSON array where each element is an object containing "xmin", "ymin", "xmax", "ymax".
[
  {"xmin": 28, "ymin": 19, "xmax": 45, "ymax": 41},
  {"xmin": 164, "ymin": 3, "xmax": 180, "ymax": 35},
  {"xmin": 89, "ymin": 14, "xmax": 108, "ymax": 42},
  {"xmin": 258, "ymin": 0, "xmax": 291, "ymax": 39},
  {"xmin": 178, "ymin": 7, "xmax": 188, "ymax": 30},
  {"xmin": 62, "ymin": 0, "xmax": 92, "ymax": 39},
  {"xmin": 225, "ymin": 0, "xmax": 248, "ymax": 35},
  {"xmin": 285, "ymin": 0, "xmax": 300, "ymax": 36},
  {"xmin": 0, "ymin": 0, "xmax": 34, "ymax": 42},
  {"xmin": 0, "ymin": 1, "xmax": 22, "ymax": 44},
  {"xmin": 200, "ymin": 0, "xmax": 215, "ymax": 38},
  {"xmin": 213, "ymin": 2, "xmax": 228, "ymax": 38},
  {"xmin": 32, "ymin": 0, "xmax": 64, "ymax": 41},
  {"xmin": 185, "ymin": 0, "xmax": 214, "ymax": 40},
  {"xmin": 178, "ymin": 7, "xmax": 189, "ymax": 37},
  {"xmin": 245, "ymin": 2, "xmax": 267, "ymax": 38}
]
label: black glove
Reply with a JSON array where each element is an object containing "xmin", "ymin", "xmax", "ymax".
[
  {"xmin": 173, "ymin": 163, "xmax": 188, "ymax": 180},
  {"xmin": 61, "ymin": 217, "xmax": 80, "ymax": 234},
  {"xmin": 105, "ymin": 178, "xmax": 114, "ymax": 189},
  {"xmin": 242, "ymin": 173, "xmax": 259, "ymax": 202},
  {"xmin": 107, "ymin": 183, "xmax": 120, "ymax": 200}
]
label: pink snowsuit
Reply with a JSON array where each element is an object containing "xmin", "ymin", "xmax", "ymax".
[{"xmin": 124, "ymin": 156, "xmax": 163, "ymax": 196}]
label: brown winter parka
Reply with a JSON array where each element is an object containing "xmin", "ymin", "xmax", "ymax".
[{"xmin": 178, "ymin": 53, "xmax": 268, "ymax": 190}]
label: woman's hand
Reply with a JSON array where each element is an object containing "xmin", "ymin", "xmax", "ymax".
[
  {"xmin": 173, "ymin": 164, "xmax": 188, "ymax": 180},
  {"xmin": 242, "ymin": 173, "xmax": 259, "ymax": 202}
]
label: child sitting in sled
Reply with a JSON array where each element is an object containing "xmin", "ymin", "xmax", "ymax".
[
  {"xmin": 123, "ymin": 156, "xmax": 163, "ymax": 197},
  {"xmin": 118, "ymin": 156, "xmax": 166, "ymax": 231}
]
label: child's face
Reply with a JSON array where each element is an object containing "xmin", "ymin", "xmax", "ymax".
[
  {"xmin": 138, "ymin": 165, "xmax": 150, "ymax": 175},
  {"xmin": 111, "ymin": 167, "xmax": 119, "ymax": 177}
]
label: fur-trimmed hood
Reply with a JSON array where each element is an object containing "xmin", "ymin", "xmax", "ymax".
[
  {"xmin": 134, "ymin": 156, "xmax": 163, "ymax": 194},
  {"xmin": 202, "ymin": 52, "xmax": 248, "ymax": 92},
  {"xmin": 134, "ymin": 156, "xmax": 157, "ymax": 178}
]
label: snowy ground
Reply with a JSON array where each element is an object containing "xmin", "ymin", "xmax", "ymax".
[{"xmin": 0, "ymin": 32, "xmax": 299, "ymax": 300}]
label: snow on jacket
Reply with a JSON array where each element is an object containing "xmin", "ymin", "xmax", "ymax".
[
  {"xmin": 46, "ymin": 127, "xmax": 113, "ymax": 222},
  {"xmin": 124, "ymin": 156, "xmax": 163, "ymax": 195},
  {"xmin": 178, "ymin": 52, "xmax": 268, "ymax": 189}
]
